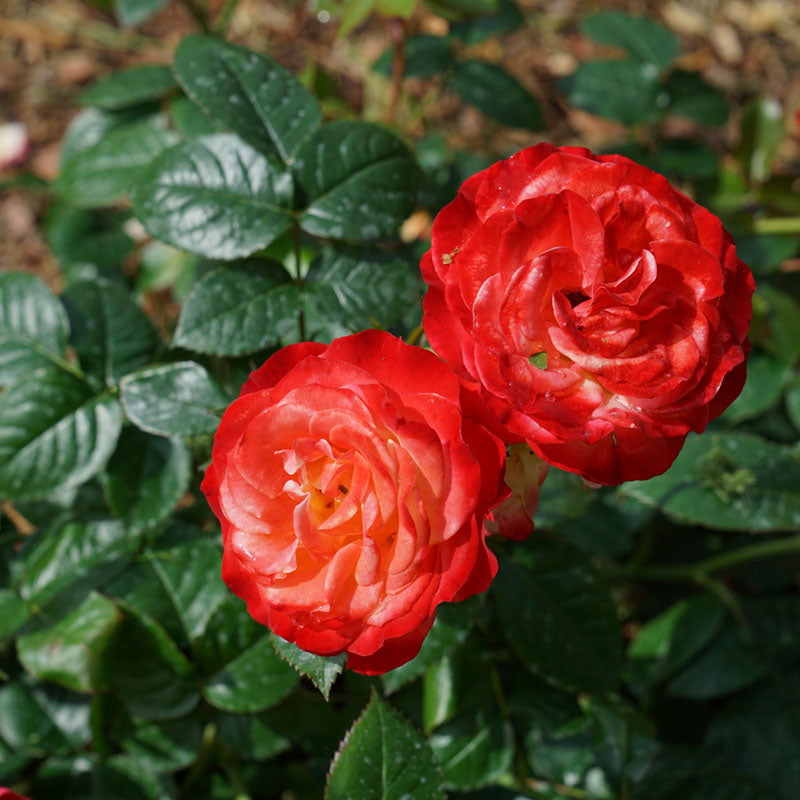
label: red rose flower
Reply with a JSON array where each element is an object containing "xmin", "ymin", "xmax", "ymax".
[
  {"xmin": 201, "ymin": 330, "xmax": 506, "ymax": 674},
  {"xmin": 422, "ymin": 144, "xmax": 754, "ymax": 484},
  {"xmin": 0, "ymin": 788, "xmax": 31, "ymax": 800}
]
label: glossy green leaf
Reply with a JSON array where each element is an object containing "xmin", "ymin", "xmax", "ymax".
[
  {"xmin": 381, "ymin": 599, "xmax": 480, "ymax": 694},
  {"xmin": 106, "ymin": 604, "xmax": 199, "ymax": 721},
  {"xmin": 787, "ymin": 373, "xmax": 800, "ymax": 433},
  {"xmin": 561, "ymin": 60, "xmax": 662, "ymax": 124},
  {"xmin": 706, "ymin": 679, "xmax": 800, "ymax": 800},
  {"xmin": 0, "ymin": 682, "xmax": 86, "ymax": 757},
  {"xmin": 493, "ymin": 538, "xmax": 621, "ymax": 694},
  {"xmin": 373, "ymin": 35, "xmax": 455, "ymax": 78},
  {"xmin": 117, "ymin": 715, "xmax": 204, "ymax": 772},
  {"xmin": 305, "ymin": 247, "xmax": 421, "ymax": 341},
  {"xmin": 55, "ymin": 121, "xmax": 178, "ymax": 208},
  {"xmin": 271, "ymin": 635, "xmax": 347, "ymax": 700},
  {"xmin": 326, "ymin": 692, "xmax": 446, "ymax": 800},
  {"xmin": 294, "ymin": 121, "xmax": 420, "ymax": 240},
  {"xmin": 450, "ymin": 0, "xmax": 524, "ymax": 44},
  {"xmin": 132, "ymin": 134, "xmax": 293, "ymax": 259},
  {"xmin": 63, "ymin": 281, "xmax": 159, "ymax": 385},
  {"xmin": 203, "ymin": 634, "xmax": 299, "ymax": 713},
  {"xmin": 120, "ymin": 361, "xmax": 229, "ymax": 437},
  {"xmin": 665, "ymin": 70, "xmax": 728, "ymax": 126},
  {"xmin": 738, "ymin": 97, "xmax": 784, "ymax": 184},
  {"xmin": 113, "ymin": 0, "xmax": 168, "ymax": 26},
  {"xmin": 534, "ymin": 467, "xmax": 596, "ymax": 529},
  {"xmin": 722, "ymin": 352, "xmax": 791, "ymax": 424},
  {"xmin": 17, "ymin": 518, "xmax": 133, "ymax": 606},
  {"xmin": 622, "ymin": 432, "xmax": 800, "ymax": 532},
  {"xmin": 423, "ymin": 656, "xmax": 457, "ymax": 732},
  {"xmin": 581, "ymin": 12, "xmax": 678, "ymax": 68},
  {"xmin": 17, "ymin": 591, "xmax": 121, "ymax": 693},
  {"xmin": 448, "ymin": 60, "xmax": 543, "ymax": 129},
  {"xmin": 734, "ymin": 233, "xmax": 798, "ymax": 277},
  {"xmin": 216, "ymin": 710, "xmax": 291, "ymax": 761},
  {"xmin": 173, "ymin": 35, "xmax": 322, "ymax": 162},
  {"xmin": 170, "ymin": 95, "xmax": 221, "ymax": 138},
  {"xmin": 754, "ymin": 284, "xmax": 800, "ymax": 366},
  {"xmin": 105, "ymin": 429, "xmax": 191, "ymax": 531},
  {"xmin": 0, "ymin": 272, "xmax": 70, "ymax": 385},
  {"xmin": 627, "ymin": 593, "xmax": 726, "ymax": 693},
  {"xmin": 429, "ymin": 713, "xmax": 514, "ymax": 790},
  {"xmin": 173, "ymin": 261, "xmax": 300, "ymax": 355},
  {"xmin": 0, "ymin": 588, "xmax": 30, "ymax": 641},
  {"xmin": 105, "ymin": 529, "xmax": 228, "ymax": 649},
  {"xmin": 0, "ymin": 369, "xmax": 122, "ymax": 500},
  {"xmin": 667, "ymin": 624, "xmax": 767, "ymax": 699},
  {"xmin": 80, "ymin": 66, "xmax": 177, "ymax": 110}
]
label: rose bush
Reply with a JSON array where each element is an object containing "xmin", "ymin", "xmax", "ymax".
[
  {"xmin": 422, "ymin": 143, "xmax": 755, "ymax": 484},
  {"xmin": 201, "ymin": 329, "xmax": 507, "ymax": 674}
]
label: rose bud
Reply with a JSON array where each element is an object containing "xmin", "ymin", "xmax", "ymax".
[
  {"xmin": 422, "ymin": 144, "xmax": 754, "ymax": 485},
  {"xmin": 201, "ymin": 330, "xmax": 507, "ymax": 674}
]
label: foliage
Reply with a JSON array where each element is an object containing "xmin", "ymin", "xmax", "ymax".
[{"xmin": 1, "ymin": 4, "xmax": 799, "ymax": 800}]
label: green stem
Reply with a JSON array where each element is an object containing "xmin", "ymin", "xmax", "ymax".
[
  {"xmin": 212, "ymin": 0, "xmax": 240, "ymax": 34},
  {"xmin": 752, "ymin": 216, "xmax": 800, "ymax": 235},
  {"xmin": 181, "ymin": 0, "xmax": 211, "ymax": 32},
  {"xmin": 180, "ymin": 723, "xmax": 217, "ymax": 797},
  {"xmin": 292, "ymin": 221, "xmax": 307, "ymax": 342},
  {"xmin": 615, "ymin": 534, "xmax": 800, "ymax": 583}
]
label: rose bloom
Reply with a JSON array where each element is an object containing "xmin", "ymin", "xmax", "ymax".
[
  {"xmin": 422, "ymin": 144, "xmax": 754, "ymax": 485},
  {"xmin": 0, "ymin": 789, "xmax": 30, "ymax": 800},
  {"xmin": 201, "ymin": 330, "xmax": 506, "ymax": 674}
]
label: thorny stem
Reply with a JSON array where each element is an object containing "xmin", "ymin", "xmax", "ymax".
[
  {"xmin": 386, "ymin": 17, "xmax": 407, "ymax": 124},
  {"xmin": 612, "ymin": 533, "xmax": 800, "ymax": 583}
]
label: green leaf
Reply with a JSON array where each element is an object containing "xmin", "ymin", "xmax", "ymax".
[
  {"xmin": 381, "ymin": 599, "xmax": 480, "ymax": 694},
  {"xmin": 63, "ymin": 281, "xmax": 159, "ymax": 386},
  {"xmin": 203, "ymin": 634, "xmax": 299, "ymax": 713},
  {"xmin": 448, "ymin": 60, "xmax": 543, "ymax": 130},
  {"xmin": 105, "ymin": 528, "xmax": 228, "ymax": 649},
  {"xmin": 0, "ymin": 272, "xmax": 70, "ymax": 385},
  {"xmin": 666, "ymin": 624, "xmax": 767, "ymax": 699},
  {"xmin": 132, "ymin": 134, "xmax": 293, "ymax": 260},
  {"xmin": 215, "ymin": 711, "xmax": 291, "ymax": 761},
  {"xmin": 173, "ymin": 35, "xmax": 322, "ymax": 162},
  {"xmin": 561, "ymin": 60, "xmax": 662, "ymax": 125},
  {"xmin": 113, "ymin": 0, "xmax": 168, "ymax": 26},
  {"xmin": 17, "ymin": 591, "xmax": 121, "ymax": 693},
  {"xmin": 173, "ymin": 261, "xmax": 300, "ymax": 355},
  {"xmin": 120, "ymin": 361, "xmax": 229, "ymax": 437},
  {"xmin": 60, "ymin": 106, "xmax": 158, "ymax": 169},
  {"xmin": 271, "ymin": 635, "xmax": 347, "ymax": 700},
  {"xmin": 450, "ymin": 0, "xmax": 524, "ymax": 44},
  {"xmin": 373, "ymin": 35, "xmax": 455, "ymax": 78},
  {"xmin": 117, "ymin": 715, "xmax": 204, "ymax": 772},
  {"xmin": 493, "ymin": 538, "xmax": 621, "ymax": 694},
  {"xmin": 326, "ymin": 692, "xmax": 446, "ymax": 800},
  {"xmin": 106, "ymin": 604, "xmax": 199, "ymax": 720},
  {"xmin": 55, "ymin": 120, "xmax": 178, "ymax": 208},
  {"xmin": 105, "ymin": 429, "xmax": 191, "ymax": 532},
  {"xmin": 664, "ymin": 70, "xmax": 729, "ymax": 126},
  {"xmin": 294, "ymin": 121, "xmax": 420, "ymax": 240},
  {"xmin": 0, "ymin": 682, "xmax": 87, "ymax": 757},
  {"xmin": 627, "ymin": 593, "xmax": 726, "ymax": 693},
  {"xmin": 738, "ymin": 97, "xmax": 784, "ymax": 184},
  {"xmin": 0, "ymin": 370, "xmax": 122, "ymax": 500},
  {"xmin": 734, "ymin": 233, "xmax": 799, "ymax": 278},
  {"xmin": 787, "ymin": 373, "xmax": 800, "ymax": 434},
  {"xmin": 621, "ymin": 432, "xmax": 800, "ymax": 532},
  {"xmin": 581, "ymin": 12, "xmax": 678, "ymax": 68},
  {"xmin": 80, "ymin": 66, "xmax": 177, "ymax": 111},
  {"xmin": 17, "ymin": 518, "xmax": 134, "ymax": 607},
  {"xmin": 429, "ymin": 714, "xmax": 514, "ymax": 790},
  {"xmin": 192, "ymin": 593, "xmax": 264, "ymax": 674},
  {"xmin": 45, "ymin": 203, "xmax": 134, "ymax": 280},
  {"xmin": 0, "ymin": 588, "xmax": 30, "ymax": 641},
  {"xmin": 722, "ymin": 352, "xmax": 791, "ymax": 424},
  {"xmin": 754, "ymin": 284, "xmax": 800, "ymax": 366},
  {"xmin": 170, "ymin": 95, "xmax": 222, "ymax": 138},
  {"xmin": 706, "ymin": 679, "xmax": 800, "ymax": 800},
  {"xmin": 534, "ymin": 467, "xmax": 596, "ymax": 529},
  {"xmin": 305, "ymin": 247, "xmax": 421, "ymax": 341}
]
